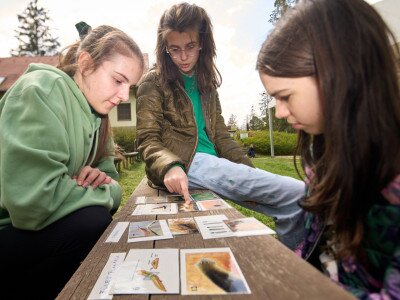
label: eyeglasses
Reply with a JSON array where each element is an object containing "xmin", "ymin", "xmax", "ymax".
[{"xmin": 166, "ymin": 43, "xmax": 202, "ymax": 59}]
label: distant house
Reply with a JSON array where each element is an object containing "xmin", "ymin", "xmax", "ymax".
[
  {"xmin": 0, "ymin": 54, "xmax": 149, "ymax": 128},
  {"xmin": 372, "ymin": 0, "xmax": 400, "ymax": 47},
  {"xmin": 226, "ymin": 125, "xmax": 237, "ymax": 138}
]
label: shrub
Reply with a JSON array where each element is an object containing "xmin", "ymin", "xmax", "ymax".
[
  {"xmin": 112, "ymin": 127, "xmax": 136, "ymax": 152},
  {"xmin": 240, "ymin": 130, "xmax": 298, "ymax": 156}
]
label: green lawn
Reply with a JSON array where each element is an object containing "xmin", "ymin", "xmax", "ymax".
[{"xmin": 118, "ymin": 156, "xmax": 302, "ymax": 230}]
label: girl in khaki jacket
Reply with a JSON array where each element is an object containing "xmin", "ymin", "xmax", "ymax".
[{"xmin": 137, "ymin": 2, "xmax": 305, "ymax": 250}]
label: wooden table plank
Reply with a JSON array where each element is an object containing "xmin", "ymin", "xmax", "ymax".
[{"xmin": 57, "ymin": 177, "xmax": 355, "ymax": 300}]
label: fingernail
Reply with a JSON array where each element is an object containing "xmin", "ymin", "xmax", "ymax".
[
  {"xmin": 83, "ymin": 182, "xmax": 89, "ymax": 187},
  {"xmin": 77, "ymin": 180, "xmax": 82, "ymax": 185}
]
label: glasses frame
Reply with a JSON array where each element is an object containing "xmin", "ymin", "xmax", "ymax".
[{"xmin": 165, "ymin": 44, "xmax": 202, "ymax": 59}]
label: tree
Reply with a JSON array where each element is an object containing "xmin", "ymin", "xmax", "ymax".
[
  {"xmin": 259, "ymin": 92, "xmax": 295, "ymax": 133},
  {"xmin": 269, "ymin": 0, "xmax": 297, "ymax": 24},
  {"xmin": 270, "ymin": 107, "xmax": 296, "ymax": 133},
  {"xmin": 227, "ymin": 114, "xmax": 238, "ymax": 129},
  {"xmin": 11, "ymin": 0, "xmax": 60, "ymax": 56},
  {"xmin": 248, "ymin": 105, "xmax": 265, "ymax": 130}
]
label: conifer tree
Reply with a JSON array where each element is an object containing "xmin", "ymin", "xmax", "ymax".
[
  {"xmin": 269, "ymin": 0, "xmax": 297, "ymax": 24},
  {"xmin": 11, "ymin": 0, "xmax": 60, "ymax": 56}
]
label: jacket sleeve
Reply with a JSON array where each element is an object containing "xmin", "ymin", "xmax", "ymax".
[
  {"xmin": 344, "ymin": 176, "xmax": 400, "ymax": 299},
  {"xmin": 212, "ymin": 92, "xmax": 253, "ymax": 167},
  {"xmin": 344, "ymin": 244, "xmax": 400, "ymax": 299},
  {"xmin": 0, "ymin": 82, "xmax": 120, "ymax": 230},
  {"xmin": 136, "ymin": 76, "xmax": 185, "ymax": 185},
  {"xmin": 95, "ymin": 137, "xmax": 120, "ymax": 181}
]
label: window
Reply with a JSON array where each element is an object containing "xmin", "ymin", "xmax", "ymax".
[{"xmin": 117, "ymin": 103, "xmax": 131, "ymax": 121}]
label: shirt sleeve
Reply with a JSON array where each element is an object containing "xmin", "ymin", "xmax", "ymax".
[
  {"xmin": 136, "ymin": 78, "xmax": 186, "ymax": 185},
  {"xmin": 0, "ymin": 81, "xmax": 120, "ymax": 230}
]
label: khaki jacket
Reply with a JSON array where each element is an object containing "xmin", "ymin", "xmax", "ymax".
[{"xmin": 136, "ymin": 70, "xmax": 253, "ymax": 188}]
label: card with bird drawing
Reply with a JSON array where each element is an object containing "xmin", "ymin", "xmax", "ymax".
[
  {"xmin": 127, "ymin": 220, "xmax": 173, "ymax": 242},
  {"xmin": 223, "ymin": 217, "xmax": 276, "ymax": 236},
  {"xmin": 132, "ymin": 203, "xmax": 178, "ymax": 215},
  {"xmin": 167, "ymin": 217, "xmax": 199, "ymax": 235},
  {"xmin": 110, "ymin": 248, "xmax": 180, "ymax": 294},
  {"xmin": 134, "ymin": 196, "xmax": 168, "ymax": 204},
  {"xmin": 180, "ymin": 248, "xmax": 251, "ymax": 295},
  {"xmin": 190, "ymin": 191, "xmax": 222, "ymax": 201},
  {"xmin": 165, "ymin": 195, "xmax": 186, "ymax": 203},
  {"xmin": 195, "ymin": 199, "xmax": 232, "ymax": 211},
  {"xmin": 177, "ymin": 201, "xmax": 200, "ymax": 212}
]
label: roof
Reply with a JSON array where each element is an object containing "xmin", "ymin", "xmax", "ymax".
[
  {"xmin": 0, "ymin": 56, "xmax": 59, "ymax": 91},
  {"xmin": 0, "ymin": 53, "xmax": 149, "ymax": 92}
]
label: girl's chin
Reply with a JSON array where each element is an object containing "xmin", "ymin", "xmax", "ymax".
[{"xmin": 179, "ymin": 64, "xmax": 193, "ymax": 73}]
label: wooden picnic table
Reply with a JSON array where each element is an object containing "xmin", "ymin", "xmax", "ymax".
[{"xmin": 57, "ymin": 177, "xmax": 355, "ymax": 300}]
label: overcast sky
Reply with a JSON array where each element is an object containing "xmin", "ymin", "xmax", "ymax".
[
  {"xmin": 0, "ymin": 0, "xmax": 276, "ymax": 127},
  {"xmin": 0, "ymin": 0, "xmax": 390, "ymax": 127}
]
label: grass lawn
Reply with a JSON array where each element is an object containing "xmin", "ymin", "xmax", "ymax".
[{"xmin": 118, "ymin": 156, "xmax": 302, "ymax": 230}]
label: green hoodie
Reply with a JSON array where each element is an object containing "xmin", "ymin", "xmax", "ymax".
[{"xmin": 0, "ymin": 63, "xmax": 122, "ymax": 230}]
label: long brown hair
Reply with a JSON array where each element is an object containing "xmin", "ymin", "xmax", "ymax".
[
  {"xmin": 58, "ymin": 25, "xmax": 144, "ymax": 165},
  {"xmin": 257, "ymin": 0, "xmax": 400, "ymax": 260},
  {"xmin": 155, "ymin": 2, "xmax": 221, "ymax": 94}
]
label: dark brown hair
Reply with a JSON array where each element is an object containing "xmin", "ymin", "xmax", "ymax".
[
  {"xmin": 155, "ymin": 2, "xmax": 221, "ymax": 94},
  {"xmin": 58, "ymin": 25, "xmax": 144, "ymax": 165},
  {"xmin": 257, "ymin": 0, "xmax": 400, "ymax": 260}
]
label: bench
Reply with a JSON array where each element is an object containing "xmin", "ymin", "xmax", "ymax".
[
  {"xmin": 113, "ymin": 156, "xmax": 124, "ymax": 173},
  {"xmin": 57, "ymin": 177, "xmax": 355, "ymax": 299},
  {"xmin": 124, "ymin": 151, "xmax": 139, "ymax": 164}
]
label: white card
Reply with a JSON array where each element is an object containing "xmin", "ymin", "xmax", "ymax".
[
  {"xmin": 195, "ymin": 199, "xmax": 232, "ymax": 211},
  {"xmin": 224, "ymin": 217, "xmax": 275, "ymax": 236},
  {"xmin": 127, "ymin": 220, "xmax": 173, "ymax": 242},
  {"xmin": 194, "ymin": 215, "xmax": 233, "ymax": 239},
  {"xmin": 132, "ymin": 203, "xmax": 178, "ymax": 215},
  {"xmin": 110, "ymin": 248, "xmax": 180, "ymax": 294},
  {"xmin": 105, "ymin": 222, "xmax": 129, "ymax": 243},
  {"xmin": 87, "ymin": 252, "xmax": 126, "ymax": 300}
]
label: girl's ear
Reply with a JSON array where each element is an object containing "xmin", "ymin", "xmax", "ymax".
[{"xmin": 77, "ymin": 51, "xmax": 93, "ymax": 76}]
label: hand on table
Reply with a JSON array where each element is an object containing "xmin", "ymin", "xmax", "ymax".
[{"xmin": 164, "ymin": 166, "xmax": 191, "ymax": 205}]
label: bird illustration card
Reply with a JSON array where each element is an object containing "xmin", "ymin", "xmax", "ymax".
[
  {"xmin": 132, "ymin": 203, "xmax": 178, "ymax": 215},
  {"xmin": 88, "ymin": 252, "xmax": 126, "ymax": 299},
  {"xmin": 194, "ymin": 215, "xmax": 234, "ymax": 239},
  {"xmin": 134, "ymin": 196, "xmax": 168, "ymax": 204},
  {"xmin": 177, "ymin": 201, "xmax": 200, "ymax": 212},
  {"xmin": 195, "ymin": 199, "xmax": 232, "ymax": 211},
  {"xmin": 165, "ymin": 195, "xmax": 186, "ymax": 203},
  {"xmin": 180, "ymin": 248, "xmax": 251, "ymax": 295},
  {"xmin": 190, "ymin": 191, "xmax": 222, "ymax": 201},
  {"xmin": 127, "ymin": 220, "xmax": 173, "ymax": 242},
  {"xmin": 223, "ymin": 217, "xmax": 276, "ymax": 236},
  {"xmin": 167, "ymin": 217, "xmax": 199, "ymax": 235},
  {"xmin": 110, "ymin": 248, "xmax": 180, "ymax": 294},
  {"xmin": 195, "ymin": 215, "xmax": 275, "ymax": 239}
]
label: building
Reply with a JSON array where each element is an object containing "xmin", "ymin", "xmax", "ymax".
[
  {"xmin": 0, "ymin": 54, "xmax": 148, "ymax": 128},
  {"xmin": 372, "ymin": 0, "xmax": 400, "ymax": 48}
]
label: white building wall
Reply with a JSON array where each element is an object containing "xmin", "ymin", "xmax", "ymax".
[
  {"xmin": 109, "ymin": 93, "xmax": 137, "ymax": 128},
  {"xmin": 373, "ymin": 0, "xmax": 400, "ymax": 44}
]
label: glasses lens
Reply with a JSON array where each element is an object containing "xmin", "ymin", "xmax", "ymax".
[{"xmin": 167, "ymin": 44, "xmax": 200, "ymax": 58}]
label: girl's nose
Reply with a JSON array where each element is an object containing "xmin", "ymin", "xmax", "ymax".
[
  {"xmin": 118, "ymin": 85, "xmax": 130, "ymax": 102},
  {"xmin": 275, "ymin": 100, "xmax": 290, "ymax": 119},
  {"xmin": 180, "ymin": 49, "xmax": 188, "ymax": 61}
]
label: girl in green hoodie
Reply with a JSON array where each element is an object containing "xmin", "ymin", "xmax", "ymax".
[{"xmin": 0, "ymin": 23, "xmax": 144, "ymax": 299}]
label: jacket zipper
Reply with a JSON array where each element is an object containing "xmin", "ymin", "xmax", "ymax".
[
  {"xmin": 304, "ymin": 222, "xmax": 326, "ymax": 261},
  {"xmin": 208, "ymin": 95, "xmax": 219, "ymax": 156}
]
